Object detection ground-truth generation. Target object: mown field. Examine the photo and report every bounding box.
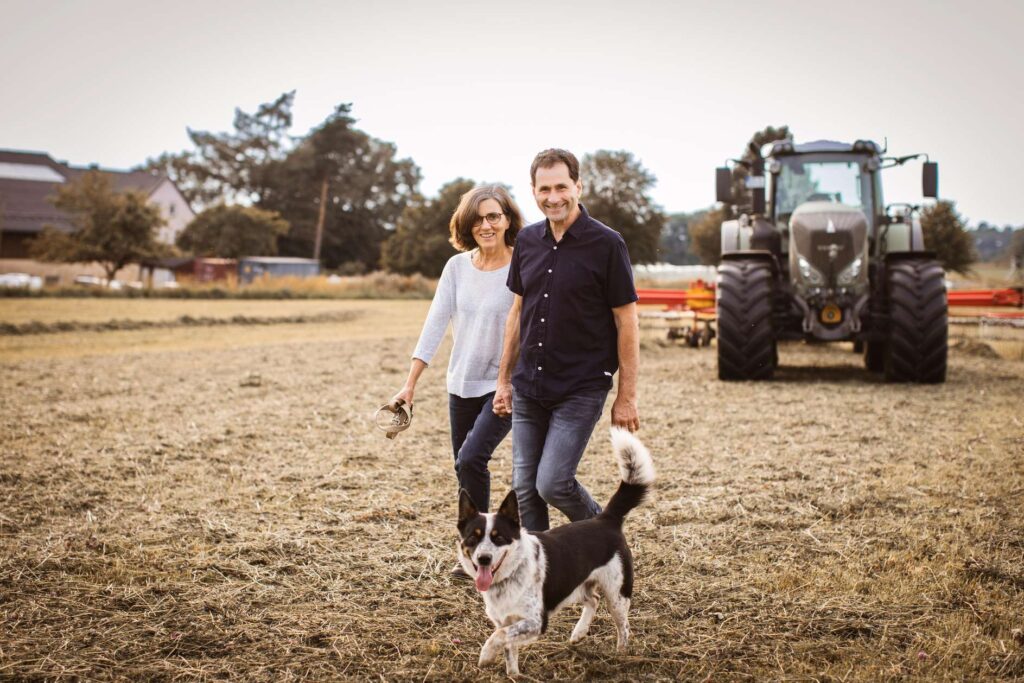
[1,299,1023,681]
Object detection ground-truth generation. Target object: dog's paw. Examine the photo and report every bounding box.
[569,628,588,644]
[478,638,502,666]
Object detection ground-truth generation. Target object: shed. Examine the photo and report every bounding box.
[238,256,320,284]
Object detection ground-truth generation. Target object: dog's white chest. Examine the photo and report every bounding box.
[483,578,543,627]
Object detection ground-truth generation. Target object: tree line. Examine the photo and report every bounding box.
[32,92,671,277]
[145,93,667,275]
[31,93,1007,278]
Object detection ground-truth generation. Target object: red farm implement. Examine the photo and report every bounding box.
[946,288,1023,309]
[638,284,1024,343]
[639,284,1023,314]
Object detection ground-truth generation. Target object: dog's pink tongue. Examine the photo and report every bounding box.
[475,566,493,592]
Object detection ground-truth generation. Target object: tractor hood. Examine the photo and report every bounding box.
[789,202,868,288]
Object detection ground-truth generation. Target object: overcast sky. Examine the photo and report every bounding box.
[2,0,1021,227]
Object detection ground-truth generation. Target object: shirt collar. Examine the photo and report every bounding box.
[543,203,590,241]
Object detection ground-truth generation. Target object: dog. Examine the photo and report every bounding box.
[456,427,655,676]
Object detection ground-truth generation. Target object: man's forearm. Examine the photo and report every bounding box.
[615,306,639,400]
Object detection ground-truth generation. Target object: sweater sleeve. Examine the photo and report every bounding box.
[411,257,457,364]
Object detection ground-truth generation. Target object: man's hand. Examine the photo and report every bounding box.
[492,382,513,417]
[611,301,640,432]
[611,394,639,432]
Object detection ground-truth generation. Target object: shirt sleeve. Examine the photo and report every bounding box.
[605,237,638,308]
[506,242,524,295]
[412,257,457,364]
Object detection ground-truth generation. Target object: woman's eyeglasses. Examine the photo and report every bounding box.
[473,212,505,227]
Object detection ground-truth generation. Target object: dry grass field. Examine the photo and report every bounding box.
[2,299,1023,681]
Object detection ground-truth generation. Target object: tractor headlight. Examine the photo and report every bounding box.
[837,257,863,286]
[798,257,824,285]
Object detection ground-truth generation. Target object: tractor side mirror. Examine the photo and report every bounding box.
[922,162,938,198]
[716,167,732,204]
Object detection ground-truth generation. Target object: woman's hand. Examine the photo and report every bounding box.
[392,385,414,407]
[393,359,427,408]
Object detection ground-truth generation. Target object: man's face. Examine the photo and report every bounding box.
[532,162,582,225]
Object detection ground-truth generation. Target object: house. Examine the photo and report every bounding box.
[0,149,195,260]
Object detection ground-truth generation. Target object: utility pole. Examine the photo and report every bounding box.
[313,176,328,261]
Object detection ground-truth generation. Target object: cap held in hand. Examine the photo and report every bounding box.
[374,398,414,440]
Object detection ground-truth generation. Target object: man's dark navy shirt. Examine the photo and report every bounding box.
[506,204,638,401]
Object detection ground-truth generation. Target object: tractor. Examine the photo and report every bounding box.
[714,139,946,382]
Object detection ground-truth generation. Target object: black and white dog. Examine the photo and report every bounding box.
[456,427,655,676]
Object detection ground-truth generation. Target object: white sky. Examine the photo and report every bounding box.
[2,0,1021,227]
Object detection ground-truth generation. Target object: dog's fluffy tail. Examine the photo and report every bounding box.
[600,428,655,524]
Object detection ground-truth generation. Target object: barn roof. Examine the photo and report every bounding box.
[0,149,171,235]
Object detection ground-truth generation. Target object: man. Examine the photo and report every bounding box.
[492,148,640,532]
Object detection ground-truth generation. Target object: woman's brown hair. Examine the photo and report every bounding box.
[449,184,524,252]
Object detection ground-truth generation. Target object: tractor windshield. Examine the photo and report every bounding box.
[772,154,874,225]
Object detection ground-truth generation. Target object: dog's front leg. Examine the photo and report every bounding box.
[478,629,504,667]
[504,643,519,677]
[502,618,541,675]
[478,618,542,672]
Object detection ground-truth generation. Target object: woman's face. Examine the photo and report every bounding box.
[471,198,509,250]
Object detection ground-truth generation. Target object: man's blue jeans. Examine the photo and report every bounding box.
[511,388,608,531]
[449,392,512,512]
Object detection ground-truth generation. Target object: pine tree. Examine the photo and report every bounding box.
[919,201,975,274]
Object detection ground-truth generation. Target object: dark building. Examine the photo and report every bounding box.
[0,149,194,259]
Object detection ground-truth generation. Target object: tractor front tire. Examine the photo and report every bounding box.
[884,258,947,383]
[717,259,776,380]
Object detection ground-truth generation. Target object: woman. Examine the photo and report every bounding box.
[392,184,523,573]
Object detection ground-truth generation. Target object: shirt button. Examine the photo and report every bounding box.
[544,293,548,298]
[541,318,545,322]
[553,246,558,250]
[538,343,543,347]
[537,366,542,371]
[547,269,552,273]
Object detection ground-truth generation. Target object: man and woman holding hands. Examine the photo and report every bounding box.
[392,148,641,574]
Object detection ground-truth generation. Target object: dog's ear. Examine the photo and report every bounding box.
[496,489,520,528]
[458,489,479,529]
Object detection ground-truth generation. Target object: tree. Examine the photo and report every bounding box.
[659,211,705,265]
[136,92,296,208]
[177,205,289,258]
[380,179,475,277]
[971,222,1018,262]
[690,125,793,266]
[1012,229,1024,271]
[688,207,728,265]
[919,201,975,274]
[30,171,169,281]
[135,151,212,209]
[142,94,421,271]
[263,107,420,270]
[726,125,792,212]
[580,150,663,263]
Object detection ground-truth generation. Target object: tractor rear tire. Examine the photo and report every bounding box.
[717,259,775,380]
[884,258,947,383]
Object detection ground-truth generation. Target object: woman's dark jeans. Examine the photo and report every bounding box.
[449,392,512,512]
